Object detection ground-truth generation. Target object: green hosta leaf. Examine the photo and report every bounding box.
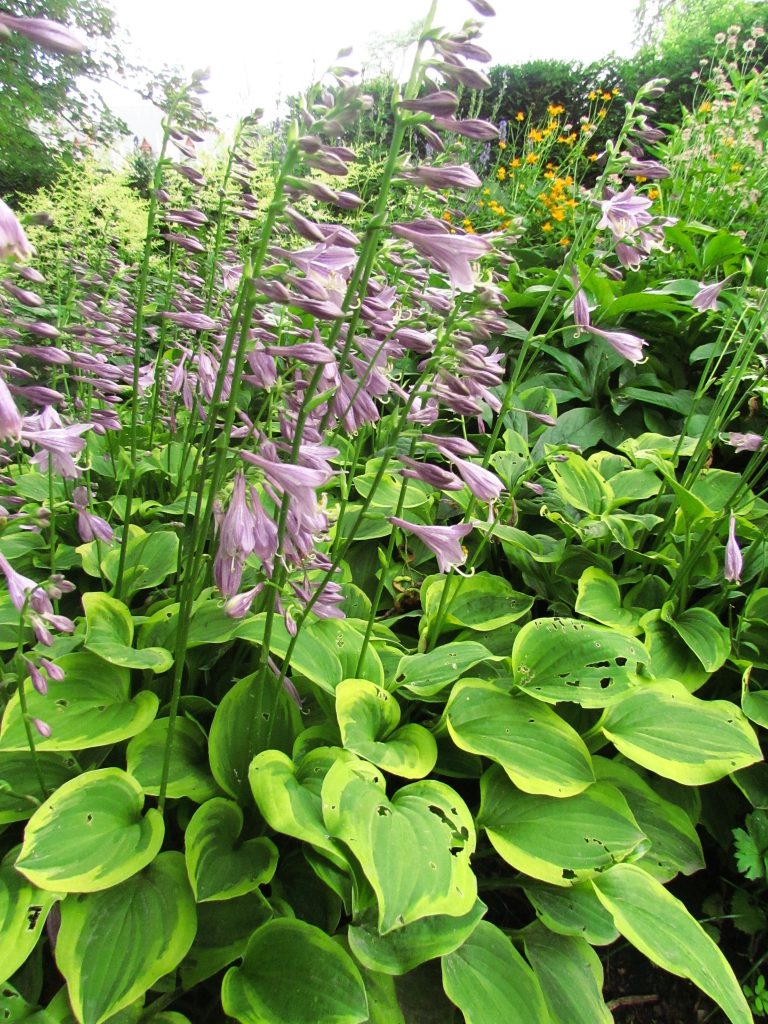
[16,768,163,893]
[512,618,647,707]
[0,752,78,824]
[593,757,704,881]
[56,852,197,1024]
[336,678,437,779]
[180,892,273,989]
[395,641,497,699]
[442,920,550,1024]
[249,748,351,867]
[126,717,218,802]
[592,863,752,1024]
[209,672,301,803]
[236,615,343,694]
[83,593,172,673]
[0,653,158,752]
[358,968,404,1024]
[522,922,612,1024]
[575,568,640,633]
[523,880,618,946]
[600,680,761,784]
[222,919,368,1024]
[0,983,58,1024]
[185,798,277,901]
[550,450,612,515]
[660,605,730,672]
[742,686,768,729]
[312,620,385,688]
[348,900,486,975]
[642,614,708,692]
[86,527,179,601]
[0,862,60,985]
[446,679,594,797]
[422,572,532,634]
[322,759,477,933]
[479,766,647,886]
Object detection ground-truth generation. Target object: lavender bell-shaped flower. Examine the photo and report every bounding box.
[213,472,259,598]
[0,199,33,261]
[586,325,648,365]
[692,277,733,313]
[72,486,114,544]
[390,517,474,573]
[392,219,491,293]
[724,514,743,584]
[0,13,86,54]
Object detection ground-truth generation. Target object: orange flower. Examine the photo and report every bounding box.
[515,111,525,121]
[526,153,537,164]
[542,221,553,232]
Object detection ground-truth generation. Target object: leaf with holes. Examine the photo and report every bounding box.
[600,680,761,785]
[593,757,704,881]
[592,863,752,1024]
[0,861,61,984]
[395,641,498,699]
[322,758,476,933]
[185,798,277,901]
[336,678,437,779]
[442,920,550,1024]
[422,573,532,634]
[56,852,196,1024]
[15,768,164,892]
[222,919,368,1024]
[126,717,218,803]
[479,766,647,886]
[512,618,647,707]
[446,679,594,797]
[0,653,158,752]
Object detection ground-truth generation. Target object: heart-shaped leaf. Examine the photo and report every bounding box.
[0,653,158,752]
[185,798,277,901]
[222,919,368,1024]
[16,768,164,892]
[126,717,218,803]
[336,678,437,779]
[56,852,197,1024]
[322,758,476,932]
[83,592,172,673]
[0,751,78,823]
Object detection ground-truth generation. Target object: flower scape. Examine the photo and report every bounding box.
[0,2,766,1023]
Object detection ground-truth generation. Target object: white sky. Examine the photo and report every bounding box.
[102,0,638,142]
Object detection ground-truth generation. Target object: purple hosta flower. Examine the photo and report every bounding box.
[467,0,496,14]
[524,481,545,496]
[249,487,278,575]
[72,486,113,544]
[290,575,345,621]
[284,206,325,243]
[0,199,33,262]
[434,61,491,91]
[571,270,591,333]
[432,117,499,141]
[27,661,48,696]
[214,472,260,598]
[390,517,474,574]
[616,243,644,272]
[392,219,491,292]
[162,311,218,331]
[161,233,206,254]
[400,163,482,191]
[399,455,463,491]
[0,373,22,442]
[0,553,75,645]
[21,420,92,478]
[240,451,333,492]
[622,158,670,180]
[525,410,557,427]
[2,279,43,307]
[40,657,64,682]
[399,91,459,116]
[286,243,357,279]
[597,185,654,240]
[724,514,743,583]
[726,432,763,453]
[0,13,86,53]
[33,718,52,739]
[692,276,733,313]
[223,583,264,619]
[448,456,503,502]
[434,37,492,63]
[586,325,648,365]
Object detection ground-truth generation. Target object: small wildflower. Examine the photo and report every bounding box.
[724,514,743,583]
